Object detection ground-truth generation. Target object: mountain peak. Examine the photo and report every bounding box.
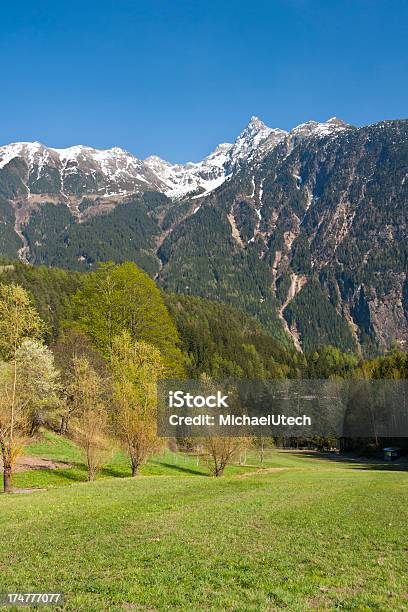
[291,117,351,139]
[326,116,348,127]
[247,115,268,129]
[241,116,272,138]
[228,117,287,168]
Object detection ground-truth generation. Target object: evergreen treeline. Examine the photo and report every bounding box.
[0,260,82,342]
[284,278,357,353]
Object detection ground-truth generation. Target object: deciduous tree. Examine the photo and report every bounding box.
[52,328,108,434]
[111,331,163,476]
[15,339,60,435]
[0,284,45,492]
[72,262,184,376]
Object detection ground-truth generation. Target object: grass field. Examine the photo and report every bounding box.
[1,433,407,611]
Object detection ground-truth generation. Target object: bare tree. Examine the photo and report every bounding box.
[202,436,250,477]
[68,356,110,481]
[52,329,108,434]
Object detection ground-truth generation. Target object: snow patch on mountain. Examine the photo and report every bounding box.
[0,142,47,170]
[0,142,167,197]
[145,116,287,199]
[290,117,349,140]
[145,142,232,199]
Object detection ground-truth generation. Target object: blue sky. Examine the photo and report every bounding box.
[1,0,407,162]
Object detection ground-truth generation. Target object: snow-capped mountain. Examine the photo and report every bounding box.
[0,141,167,203]
[226,116,287,169]
[0,116,351,206]
[289,117,351,141]
[144,116,288,198]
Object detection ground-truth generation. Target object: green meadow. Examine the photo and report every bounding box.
[1,433,407,611]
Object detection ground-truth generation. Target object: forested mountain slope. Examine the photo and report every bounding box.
[0,117,407,354]
[158,119,408,354]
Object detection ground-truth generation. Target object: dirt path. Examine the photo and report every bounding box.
[9,487,47,494]
[0,456,71,473]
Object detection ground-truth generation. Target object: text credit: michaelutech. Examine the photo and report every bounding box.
[157,379,408,438]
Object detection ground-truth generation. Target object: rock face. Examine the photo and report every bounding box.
[0,116,407,354]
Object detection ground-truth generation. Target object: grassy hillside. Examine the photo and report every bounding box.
[1,436,407,610]
[13,432,251,489]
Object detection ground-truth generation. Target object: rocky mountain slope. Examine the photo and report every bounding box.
[0,116,407,354]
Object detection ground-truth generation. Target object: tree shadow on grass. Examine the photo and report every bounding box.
[100,466,131,479]
[148,460,208,476]
[349,462,408,471]
[13,466,87,489]
[288,450,362,463]
[49,465,87,482]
